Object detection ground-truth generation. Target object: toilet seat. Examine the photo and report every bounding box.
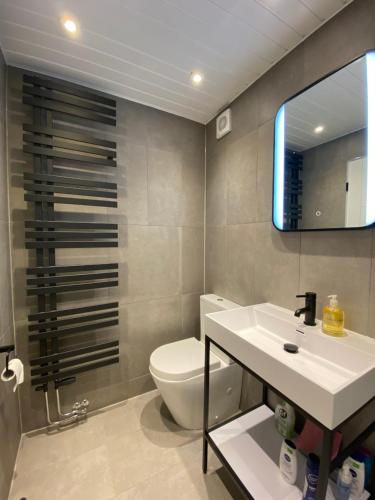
[149,337,221,382]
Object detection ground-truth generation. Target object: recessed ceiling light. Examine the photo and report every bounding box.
[63,18,77,33]
[191,72,203,85]
[314,125,324,134]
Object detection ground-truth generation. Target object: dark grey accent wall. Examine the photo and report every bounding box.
[205,0,375,449]
[301,129,365,229]
[7,67,205,431]
[0,52,21,499]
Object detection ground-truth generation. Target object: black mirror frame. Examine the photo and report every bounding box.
[272,49,375,233]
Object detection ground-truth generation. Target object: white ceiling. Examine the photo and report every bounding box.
[285,54,366,151]
[0,0,352,124]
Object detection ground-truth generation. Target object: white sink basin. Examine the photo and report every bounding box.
[205,303,375,429]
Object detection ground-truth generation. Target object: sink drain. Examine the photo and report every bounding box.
[283,343,299,353]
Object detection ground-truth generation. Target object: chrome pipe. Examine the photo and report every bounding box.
[44,390,83,428]
[55,389,87,418]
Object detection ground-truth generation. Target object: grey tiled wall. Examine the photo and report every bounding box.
[205,0,375,449]
[206,0,375,337]
[0,52,21,499]
[7,67,205,431]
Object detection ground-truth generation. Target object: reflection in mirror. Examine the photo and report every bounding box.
[273,51,375,231]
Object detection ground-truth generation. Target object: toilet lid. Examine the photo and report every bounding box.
[150,337,221,381]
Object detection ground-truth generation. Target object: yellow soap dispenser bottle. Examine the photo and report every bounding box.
[322,294,345,336]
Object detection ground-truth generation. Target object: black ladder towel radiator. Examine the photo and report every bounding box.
[22,73,119,426]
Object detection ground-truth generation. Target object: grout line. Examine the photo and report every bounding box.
[178,225,183,334]
[367,230,374,336]
[145,142,150,225]
[7,431,23,499]
[0,39,8,65]
[4,63,23,433]
[203,126,207,293]
[298,232,302,298]
[3,62,23,499]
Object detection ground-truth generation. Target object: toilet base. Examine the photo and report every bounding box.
[150,362,242,430]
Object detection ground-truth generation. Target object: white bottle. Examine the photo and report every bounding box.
[344,456,365,499]
[336,464,352,500]
[279,439,298,484]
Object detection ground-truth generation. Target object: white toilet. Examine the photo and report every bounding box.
[149,294,243,430]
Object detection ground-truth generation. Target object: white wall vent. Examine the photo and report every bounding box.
[216,108,232,139]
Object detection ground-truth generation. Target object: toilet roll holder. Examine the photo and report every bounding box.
[0,344,15,378]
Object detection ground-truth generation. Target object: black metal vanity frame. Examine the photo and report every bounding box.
[202,335,375,500]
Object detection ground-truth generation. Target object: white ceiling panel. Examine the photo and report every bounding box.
[0,0,351,123]
[257,0,322,35]
[300,0,348,20]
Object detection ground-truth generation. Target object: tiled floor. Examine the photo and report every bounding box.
[9,390,242,500]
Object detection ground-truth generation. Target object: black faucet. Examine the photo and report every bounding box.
[295,292,316,326]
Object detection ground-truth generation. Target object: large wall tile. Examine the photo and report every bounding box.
[253,223,300,310]
[120,296,182,380]
[226,132,258,225]
[115,141,148,225]
[205,226,227,296]
[147,148,183,226]
[181,227,204,294]
[0,64,8,223]
[256,44,305,127]
[119,225,180,303]
[206,153,227,226]
[225,224,255,306]
[148,143,205,228]
[181,293,201,340]
[367,230,375,338]
[256,120,274,222]
[228,85,259,142]
[300,230,372,333]
[115,99,148,147]
[146,106,204,155]
[180,148,205,227]
[0,222,14,335]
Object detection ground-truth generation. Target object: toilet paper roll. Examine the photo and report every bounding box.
[1,358,24,392]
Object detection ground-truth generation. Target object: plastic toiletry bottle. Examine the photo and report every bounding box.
[357,447,374,489]
[303,453,320,500]
[279,439,298,484]
[275,400,295,438]
[344,453,365,499]
[336,463,352,500]
[322,294,345,336]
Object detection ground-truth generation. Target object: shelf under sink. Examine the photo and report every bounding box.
[208,405,370,500]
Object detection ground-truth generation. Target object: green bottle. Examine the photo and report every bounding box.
[275,401,295,438]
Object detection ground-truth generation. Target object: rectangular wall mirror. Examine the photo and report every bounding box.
[273,50,375,231]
